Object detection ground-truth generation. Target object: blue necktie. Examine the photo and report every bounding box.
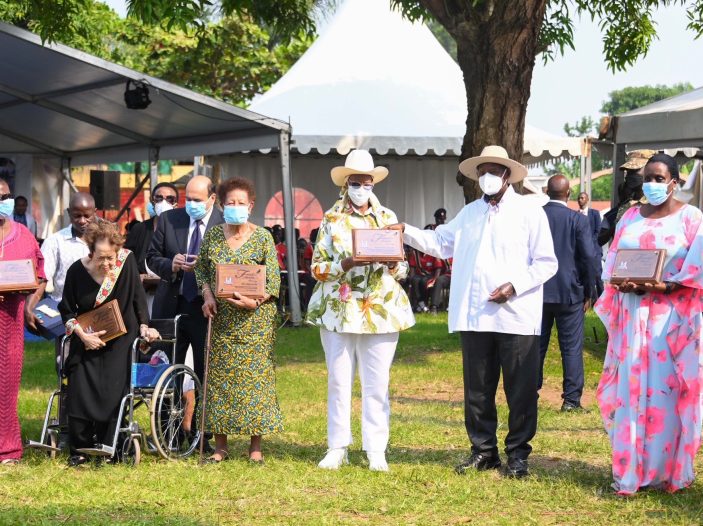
[182,220,202,302]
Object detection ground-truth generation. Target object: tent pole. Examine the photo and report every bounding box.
[279,130,302,326]
[585,139,593,200]
[612,143,626,208]
[149,147,159,191]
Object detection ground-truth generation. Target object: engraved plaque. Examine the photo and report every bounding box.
[76,299,127,343]
[215,264,266,299]
[352,229,404,263]
[0,259,39,293]
[610,249,667,285]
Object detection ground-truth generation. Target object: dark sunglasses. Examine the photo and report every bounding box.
[153,195,177,204]
[348,182,374,190]
[0,193,13,201]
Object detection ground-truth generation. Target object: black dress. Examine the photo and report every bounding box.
[59,252,148,430]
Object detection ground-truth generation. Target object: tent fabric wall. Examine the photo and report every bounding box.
[214,153,465,230]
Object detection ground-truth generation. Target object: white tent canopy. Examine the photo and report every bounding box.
[249,0,582,162]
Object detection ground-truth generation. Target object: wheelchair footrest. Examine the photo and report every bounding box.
[26,440,61,452]
[76,445,115,457]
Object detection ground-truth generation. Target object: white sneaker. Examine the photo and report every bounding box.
[367,451,389,472]
[318,448,348,470]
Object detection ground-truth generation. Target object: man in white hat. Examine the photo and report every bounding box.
[307,149,415,472]
[392,145,557,478]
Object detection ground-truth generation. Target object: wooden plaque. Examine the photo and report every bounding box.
[76,299,127,343]
[610,249,667,285]
[352,229,404,263]
[215,264,266,299]
[0,259,39,293]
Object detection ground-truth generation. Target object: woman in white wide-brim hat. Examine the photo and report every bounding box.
[306,149,415,472]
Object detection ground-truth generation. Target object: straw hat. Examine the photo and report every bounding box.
[619,149,657,170]
[330,149,389,187]
[458,145,528,184]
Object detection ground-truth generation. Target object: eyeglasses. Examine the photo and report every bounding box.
[153,195,177,204]
[0,193,13,201]
[348,182,374,190]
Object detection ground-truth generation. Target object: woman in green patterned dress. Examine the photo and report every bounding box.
[195,177,282,463]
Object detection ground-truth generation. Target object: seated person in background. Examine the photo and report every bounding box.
[408,243,435,313]
[426,257,451,314]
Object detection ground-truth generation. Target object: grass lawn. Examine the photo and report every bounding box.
[1,312,702,525]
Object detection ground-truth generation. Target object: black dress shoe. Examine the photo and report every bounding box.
[455,453,501,474]
[561,401,589,413]
[505,458,529,479]
[67,455,89,468]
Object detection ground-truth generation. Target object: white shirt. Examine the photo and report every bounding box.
[403,186,557,335]
[549,200,568,207]
[179,205,213,295]
[41,226,89,301]
[579,206,589,215]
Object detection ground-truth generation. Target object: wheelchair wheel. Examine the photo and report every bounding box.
[150,364,202,461]
[121,436,141,467]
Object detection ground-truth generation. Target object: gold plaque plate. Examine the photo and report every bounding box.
[76,299,127,343]
[610,249,666,285]
[352,229,404,263]
[215,264,266,299]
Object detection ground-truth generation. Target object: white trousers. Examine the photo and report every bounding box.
[320,329,399,452]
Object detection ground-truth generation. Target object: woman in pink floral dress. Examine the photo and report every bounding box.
[596,153,703,495]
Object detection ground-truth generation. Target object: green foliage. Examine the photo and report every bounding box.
[600,82,694,114]
[563,116,598,137]
[591,173,613,201]
[0,0,312,105]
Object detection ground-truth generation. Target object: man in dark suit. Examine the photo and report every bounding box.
[540,176,595,412]
[146,175,223,383]
[125,182,179,275]
[577,191,603,297]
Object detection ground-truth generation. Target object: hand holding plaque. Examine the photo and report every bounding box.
[0,259,39,293]
[610,249,666,285]
[76,299,127,344]
[352,229,404,263]
[215,264,266,299]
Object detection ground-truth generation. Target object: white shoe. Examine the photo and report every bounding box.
[367,451,389,472]
[318,448,348,470]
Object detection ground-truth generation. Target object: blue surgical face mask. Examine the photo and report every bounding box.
[642,181,672,206]
[0,198,14,219]
[224,205,250,225]
[185,200,208,221]
[146,202,156,217]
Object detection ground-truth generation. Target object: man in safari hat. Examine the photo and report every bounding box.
[393,145,557,478]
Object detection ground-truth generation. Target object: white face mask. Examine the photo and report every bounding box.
[154,201,174,216]
[348,186,373,207]
[478,171,506,196]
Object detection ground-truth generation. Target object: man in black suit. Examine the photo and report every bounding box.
[577,191,603,297]
[146,175,224,383]
[539,176,595,412]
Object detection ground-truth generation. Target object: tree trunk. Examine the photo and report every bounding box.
[421,0,548,203]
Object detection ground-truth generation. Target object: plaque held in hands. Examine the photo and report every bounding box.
[352,229,404,263]
[0,259,39,293]
[215,264,266,299]
[610,249,667,285]
[76,299,127,343]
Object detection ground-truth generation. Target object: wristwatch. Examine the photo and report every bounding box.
[664,282,673,294]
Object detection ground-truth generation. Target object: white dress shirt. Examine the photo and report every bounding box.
[41,226,89,301]
[403,186,558,335]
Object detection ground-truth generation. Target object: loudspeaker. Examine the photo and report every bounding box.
[90,170,121,210]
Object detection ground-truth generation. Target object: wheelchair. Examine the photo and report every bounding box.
[28,315,203,466]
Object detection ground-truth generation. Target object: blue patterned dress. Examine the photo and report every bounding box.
[596,204,703,494]
[195,225,283,435]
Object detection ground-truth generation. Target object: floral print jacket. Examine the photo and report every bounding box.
[305,193,415,334]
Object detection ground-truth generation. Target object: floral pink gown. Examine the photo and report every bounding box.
[596,204,703,495]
